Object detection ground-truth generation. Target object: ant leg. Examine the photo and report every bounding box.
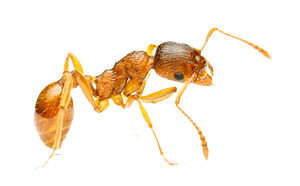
[123,86,177,108]
[73,71,109,113]
[114,59,153,135]
[175,73,209,160]
[136,72,151,96]
[126,108,140,138]
[140,87,177,104]
[123,87,177,165]
[110,92,137,136]
[123,92,177,166]
[199,28,271,59]
[36,72,74,169]
[67,53,108,113]
[45,153,67,157]
[146,44,158,56]
[123,57,153,97]
[65,53,95,108]
[124,86,175,139]
[67,52,84,73]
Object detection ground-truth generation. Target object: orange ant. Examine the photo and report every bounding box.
[34,28,271,168]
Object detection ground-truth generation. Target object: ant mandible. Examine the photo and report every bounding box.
[34,28,271,168]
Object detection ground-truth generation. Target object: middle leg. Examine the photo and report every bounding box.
[122,87,177,165]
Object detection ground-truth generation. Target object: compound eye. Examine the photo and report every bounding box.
[174,72,184,81]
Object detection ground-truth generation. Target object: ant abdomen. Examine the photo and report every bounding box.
[35,81,74,149]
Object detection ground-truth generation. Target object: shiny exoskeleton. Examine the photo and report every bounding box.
[34,28,271,168]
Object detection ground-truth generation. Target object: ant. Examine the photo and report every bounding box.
[34,28,271,168]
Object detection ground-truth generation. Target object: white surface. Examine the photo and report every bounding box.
[0,0,299,185]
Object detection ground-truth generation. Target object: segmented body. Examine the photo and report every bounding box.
[34,28,271,167]
[34,82,74,148]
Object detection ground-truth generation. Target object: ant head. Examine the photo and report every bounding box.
[153,42,213,86]
[193,57,214,86]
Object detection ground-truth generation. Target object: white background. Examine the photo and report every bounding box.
[1,0,299,185]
